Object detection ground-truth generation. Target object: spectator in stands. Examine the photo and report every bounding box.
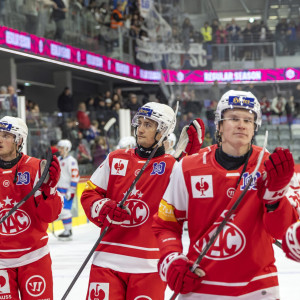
[223,82,232,93]
[286,95,296,126]
[275,18,288,55]
[209,80,221,102]
[202,131,213,148]
[200,21,213,62]
[215,24,228,61]
[227,18,241,60]
[286,20,297,55]
[242,22,253,60]
[23,0,39,35]
[76,102,91,132]
[7,85,17,111]
[61,118,79,151]
[272,94,287,117]
[292,83,300,115]
[85,96,96,120]
[126,93,140,114]
[57,87,75,122]
[91,135,108,169]
[129,12,142,38]
[251,19,261,60]
[37,0,58,36]
[205,99,217,144]
[76,131,93,164]
[260,95,272,124]
[181,17,194,52]
[110,2,125,29]
[51,0,67,41]
[114,87,124,107]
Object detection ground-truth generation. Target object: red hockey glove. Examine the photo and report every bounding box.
[91,198,131,228]
[40,156,61,197]
[158,252,205,294]
[282,222,300,262]
[257,148,294,205]
[174,118,205,160]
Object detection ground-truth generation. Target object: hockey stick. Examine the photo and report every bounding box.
[0,147,53,225]
[170,131,268,300]
[61,103,179,300]
[104,117,117,153]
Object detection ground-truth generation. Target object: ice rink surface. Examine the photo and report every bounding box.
[50,223,300,300]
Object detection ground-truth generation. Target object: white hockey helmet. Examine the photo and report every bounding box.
[57,139,72,152]
[0,116,28,151]
[167,133,177,147]
[215,90,262,131]
[117,136,136,149]
[131,102,176,136]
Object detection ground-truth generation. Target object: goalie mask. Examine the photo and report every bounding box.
[131,102,176,137]
[0,116,28,152]
[215,90,262,131]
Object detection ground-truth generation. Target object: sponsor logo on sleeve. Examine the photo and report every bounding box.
[111,158,128,176]
[191,175,213,198]
[157,199,177,222]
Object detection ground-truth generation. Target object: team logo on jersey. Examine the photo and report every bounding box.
[3,180,10,188]
[122,199,150,227]
[88,282,109,300]
[150,162,166,175]
[134,169,141,176]
[0,270,10,294]
[25,275,46,297]
[111,158,128,176]
[191,175,213,198]
[240,172,261,191]
[16,172,30,185]
[0,206,31,236]
[194,221,246,260]
[120,187,149,227]
[227,187,235,198]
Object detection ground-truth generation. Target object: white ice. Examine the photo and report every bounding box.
[50,223,300,299]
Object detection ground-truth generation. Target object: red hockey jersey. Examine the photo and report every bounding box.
[0,154,63,268]
[81,148,176,273]
[153,144,299,298]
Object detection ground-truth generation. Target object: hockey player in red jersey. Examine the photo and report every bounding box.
[153,90,299,299]
[0,116,63,300]
[81,102,204,300]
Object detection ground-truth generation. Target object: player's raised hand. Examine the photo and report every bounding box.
[174,118,205,160]
[257,147,294,204]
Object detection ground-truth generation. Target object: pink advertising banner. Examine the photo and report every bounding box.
[0,26,300,84]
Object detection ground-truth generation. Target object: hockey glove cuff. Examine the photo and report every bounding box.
[158,252,205,294]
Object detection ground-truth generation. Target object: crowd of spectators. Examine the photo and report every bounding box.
[1,80,300,171]
[3,1,300,66]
